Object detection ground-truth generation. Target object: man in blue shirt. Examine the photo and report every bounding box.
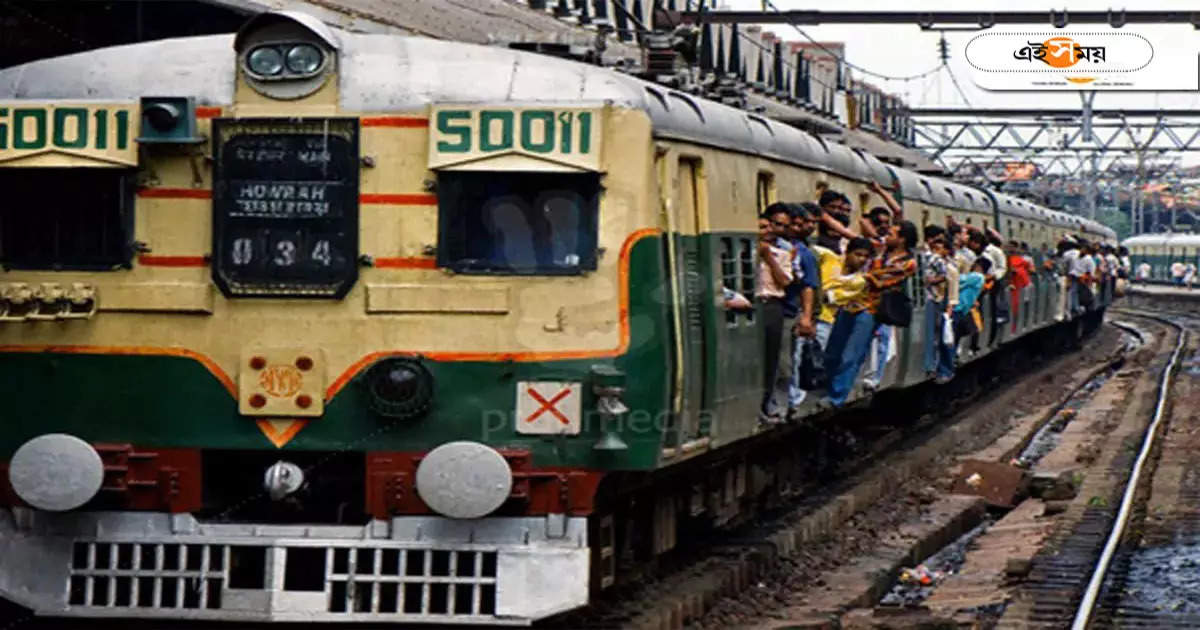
[784,203,821,419]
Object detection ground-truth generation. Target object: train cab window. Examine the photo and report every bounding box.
[0,168,133,270]
[436,171,600,274]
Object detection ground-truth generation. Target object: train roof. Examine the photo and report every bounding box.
[1124,233,1200,248]
[0,28,889,184]
[0,10,1121,242]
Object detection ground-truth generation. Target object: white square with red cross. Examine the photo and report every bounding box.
[515,381,582,435]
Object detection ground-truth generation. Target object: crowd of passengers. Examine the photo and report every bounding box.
[727,184,1132,424]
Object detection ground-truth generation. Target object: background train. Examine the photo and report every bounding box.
[0,10,1115,625]
[1123,233,1200,282]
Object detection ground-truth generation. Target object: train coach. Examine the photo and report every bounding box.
[0,11,1115,625]
[1124,232,1200,282]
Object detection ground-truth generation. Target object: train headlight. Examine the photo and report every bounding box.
[363,358,434,420]
[8,434,103,511]
[247,46,284,76]
[416,442,513,519]
[285,44,324,74]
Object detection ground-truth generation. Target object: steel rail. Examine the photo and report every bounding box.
[1071,311,1188,630]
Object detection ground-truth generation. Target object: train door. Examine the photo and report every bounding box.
[663,156,710,447]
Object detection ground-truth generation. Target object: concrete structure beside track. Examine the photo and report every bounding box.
[1122,285,1200,313]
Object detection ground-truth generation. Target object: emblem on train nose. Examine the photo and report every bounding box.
[258,365,303,397]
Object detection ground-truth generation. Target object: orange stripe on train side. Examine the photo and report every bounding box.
[360,116,429,128]
[138,255,208,267]
[2,229,663,404]
[360,193,438,205]
[137,188,213,199]
[195,107,223,119]
[0,344,237,398]
[375,257,437,269]
[323,227,662,399]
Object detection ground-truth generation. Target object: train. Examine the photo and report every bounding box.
[0,10,1116,625]
[1123,233,1200,282]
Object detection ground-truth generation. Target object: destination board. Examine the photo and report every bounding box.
[212,118,359,299]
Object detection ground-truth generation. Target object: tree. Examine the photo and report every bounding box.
[1097,208,1132,241]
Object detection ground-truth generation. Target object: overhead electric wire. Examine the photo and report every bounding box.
[759,0,944,82]
[942,59,975,109]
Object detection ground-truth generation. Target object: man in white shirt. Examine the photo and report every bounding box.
[1060,240,1079,314]
[1103,246,1120,301]
[1172,261,1187,285]
[1137,261,1151,284]
[1069,242,1097,313]
[756,206,795,424]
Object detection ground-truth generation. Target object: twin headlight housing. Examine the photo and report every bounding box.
[244,43,326,79]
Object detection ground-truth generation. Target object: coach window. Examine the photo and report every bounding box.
[436,171,600,274]
[756,172,775,214]
[0,168,133,270]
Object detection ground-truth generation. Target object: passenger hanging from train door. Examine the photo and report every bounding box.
[930,234,959,382]
[921,227,957,383]
[1059,238,1080,318]
[944,219,976,275]
[920,224,946,377]
[756,205,796,425]
[964,231,1003,346]
[811,197,853,352]
[1047,239,1068,321]
[862,221,918,392]
[817,189,860,244]
[820,237,876,408]
[1071,240,1096,314]
[785,203,821,419]
[1119,246,1132,283]
[857,181,904,251]
[982,229,1010,346]
[1106,246,1123,298]
[1006,240,1032,333]
[1022,242,1038,328]
[955,256,990,356]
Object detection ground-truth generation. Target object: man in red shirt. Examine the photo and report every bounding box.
[1006,240,1032,333]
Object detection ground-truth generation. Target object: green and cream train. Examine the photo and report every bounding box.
[1124,232,1200,282]
[0,11,1115,625]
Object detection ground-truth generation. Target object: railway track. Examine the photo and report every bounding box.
[996,309,1194,630]
[0,320,1142,630]
[547,322,1139,630]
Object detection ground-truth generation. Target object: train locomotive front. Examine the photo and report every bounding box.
[0,12,674,624]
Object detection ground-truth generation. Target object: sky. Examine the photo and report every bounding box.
[723,0,1200,111]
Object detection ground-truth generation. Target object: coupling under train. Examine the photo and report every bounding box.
[0,11,1115,625]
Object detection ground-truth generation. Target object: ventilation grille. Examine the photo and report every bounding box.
[327,548,498,615]
[69,542,226,609]
[65,541,499,619]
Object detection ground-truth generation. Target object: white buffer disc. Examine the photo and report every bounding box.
[9,433,104,512]
[416,441,513,519]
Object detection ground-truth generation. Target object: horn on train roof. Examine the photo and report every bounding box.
[233,10,341,52]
